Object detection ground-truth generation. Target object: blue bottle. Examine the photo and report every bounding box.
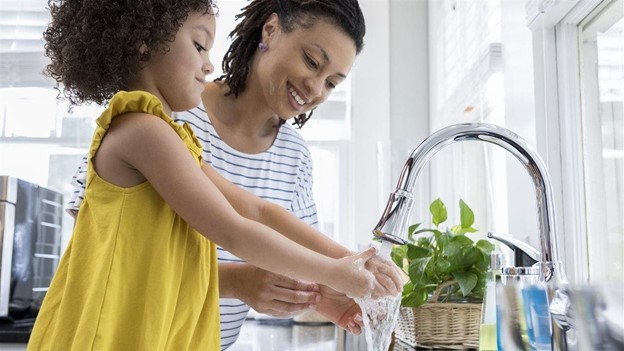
[522,284,552,351]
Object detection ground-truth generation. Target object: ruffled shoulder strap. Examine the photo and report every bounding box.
[85,91,204,187]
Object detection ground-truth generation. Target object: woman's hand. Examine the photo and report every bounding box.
[313,285,364,334]
[220,263,320,317]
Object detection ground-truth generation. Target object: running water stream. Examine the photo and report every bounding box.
[355,241,402,351]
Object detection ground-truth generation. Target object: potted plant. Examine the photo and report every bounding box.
[391,198,494,349]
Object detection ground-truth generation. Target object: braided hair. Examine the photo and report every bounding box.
[217,0,365,128]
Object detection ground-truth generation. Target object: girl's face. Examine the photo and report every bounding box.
[136,12,216,113]
[254,15,357,120]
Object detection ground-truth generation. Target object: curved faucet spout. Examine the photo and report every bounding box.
[373,123,565,283]
[373,122,573,350]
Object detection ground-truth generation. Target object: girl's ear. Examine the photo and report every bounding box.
[261,13,280,44]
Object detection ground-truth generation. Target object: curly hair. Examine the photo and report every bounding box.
[216,0,366,128]
[43,0,217,106]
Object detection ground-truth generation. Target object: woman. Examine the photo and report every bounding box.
[184,0,368,347]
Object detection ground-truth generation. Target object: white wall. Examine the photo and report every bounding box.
[350,0,391,248]
[500,0,540,250]
[350,0,430,248]
[389,0,431,223]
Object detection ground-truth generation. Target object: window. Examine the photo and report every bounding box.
[578,1,623,281]
[529,0,623,282]
[0,0,97,249]
[298,84,353,243]
[427,0,539,249]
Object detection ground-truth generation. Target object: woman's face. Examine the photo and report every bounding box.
[254,15,357,120]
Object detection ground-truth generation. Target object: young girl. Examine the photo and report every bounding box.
[28,1,402,350]
[67,0,372,347]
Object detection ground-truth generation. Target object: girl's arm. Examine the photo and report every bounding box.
[202,150,403,294]
[202,163,351,259]
[95,113,401,298]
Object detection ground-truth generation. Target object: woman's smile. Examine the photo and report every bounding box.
[287,83,307,111]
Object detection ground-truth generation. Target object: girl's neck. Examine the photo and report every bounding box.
[125,84,173,116]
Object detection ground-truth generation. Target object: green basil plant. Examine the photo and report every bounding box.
[390,198,495,308]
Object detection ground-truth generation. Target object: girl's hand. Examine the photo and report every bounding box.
[364,254,406,298]
[331,247,403,299]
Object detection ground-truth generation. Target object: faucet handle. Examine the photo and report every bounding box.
[487,232,541,267]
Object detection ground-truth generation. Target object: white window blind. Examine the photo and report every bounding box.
[427,0,506,237]
[0,0,53,88]
[427,0,541,251]
[429,0,502,126]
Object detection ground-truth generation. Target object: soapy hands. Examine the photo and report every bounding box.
[331,247,404,300]
[227,264,365,335]
[313,264,404,336]
[224,246,404,320]
[224,248,404,335]
[364,252,407,297]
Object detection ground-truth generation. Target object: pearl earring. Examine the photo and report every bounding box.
[258,42,269,52]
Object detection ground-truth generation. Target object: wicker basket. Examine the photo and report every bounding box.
[394,281,482,350]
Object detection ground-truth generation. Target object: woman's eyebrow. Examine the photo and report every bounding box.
[312,44,329,62]
[312,44,346,78]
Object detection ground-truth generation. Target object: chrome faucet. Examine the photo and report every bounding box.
[373,122,572,350]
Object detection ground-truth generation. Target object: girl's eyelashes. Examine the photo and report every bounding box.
[194,41,207,52]
[326,81,336,90]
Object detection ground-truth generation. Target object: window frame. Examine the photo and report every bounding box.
[527,0,621,282]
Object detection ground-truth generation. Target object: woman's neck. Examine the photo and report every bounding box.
[202,81,282,154]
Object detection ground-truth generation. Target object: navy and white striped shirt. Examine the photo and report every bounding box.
[66,103,318,350]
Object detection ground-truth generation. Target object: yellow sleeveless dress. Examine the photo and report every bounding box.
[28,91,220,350]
